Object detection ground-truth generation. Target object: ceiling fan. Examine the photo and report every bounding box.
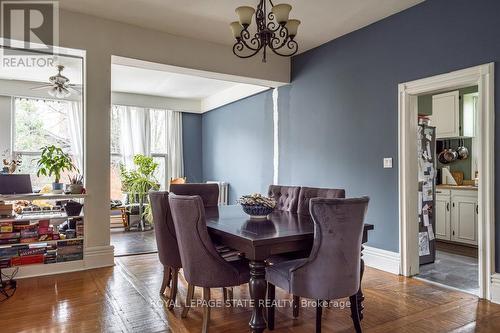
[31,65,81,99]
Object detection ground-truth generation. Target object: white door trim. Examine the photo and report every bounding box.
[398,63,495,301]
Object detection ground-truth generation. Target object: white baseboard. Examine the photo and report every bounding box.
[363,246,401,275]
[490,273,500,304]
[84,245,115,269]
[2,245,115,279]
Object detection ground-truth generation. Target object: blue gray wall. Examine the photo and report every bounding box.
[182,113,202,183]
[201,0,500,268]
[202,91,273,204]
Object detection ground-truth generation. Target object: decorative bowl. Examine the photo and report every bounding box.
[241,204,274,220]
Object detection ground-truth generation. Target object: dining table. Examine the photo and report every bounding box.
[205,205,374,333]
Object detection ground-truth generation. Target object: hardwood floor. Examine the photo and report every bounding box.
[2,253,500,333]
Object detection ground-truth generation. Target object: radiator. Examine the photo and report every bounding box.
[206,181,229,205]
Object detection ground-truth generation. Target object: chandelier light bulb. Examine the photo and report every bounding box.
[285,19,301,37]
[230,21,244,39]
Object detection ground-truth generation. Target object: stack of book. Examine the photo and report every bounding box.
[44,244,57,264]
[0,231,20,245]
[0,247,19,268]
[0,203,13,217]
[19,224,38,243]
[12,244,45,266]
[75,218,84,237]
[57,239,83,262]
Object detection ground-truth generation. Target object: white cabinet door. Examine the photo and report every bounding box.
[451,195,478,245]
[431,91,460,138]
[435,194,451,240]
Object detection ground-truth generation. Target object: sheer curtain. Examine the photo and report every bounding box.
[118,106,151,168]
[68,101,83,172]
[166,110,184,181]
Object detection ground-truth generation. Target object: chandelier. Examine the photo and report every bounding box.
[230,1,301,63]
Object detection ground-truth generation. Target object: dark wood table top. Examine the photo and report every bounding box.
[206,205,374,260]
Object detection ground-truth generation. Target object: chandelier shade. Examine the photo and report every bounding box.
[230,0,301,62]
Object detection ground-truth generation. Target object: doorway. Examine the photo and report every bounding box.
[398,64,495,300]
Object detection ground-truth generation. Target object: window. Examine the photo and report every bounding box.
[110,105,169,200]
[12,97,82,190]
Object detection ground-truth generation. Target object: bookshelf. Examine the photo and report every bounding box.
[0,194,86,273]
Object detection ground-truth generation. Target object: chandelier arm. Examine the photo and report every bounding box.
[269,39,298,57]
[238,29,262,51]
[233,41,263,59]
[269,28,290,50]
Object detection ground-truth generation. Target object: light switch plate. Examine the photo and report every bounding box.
[383,158,393,168]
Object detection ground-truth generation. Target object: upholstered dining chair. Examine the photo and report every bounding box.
[170,183,219,207]
[169,194,250,333]
[266,197,369,333]
[297,186,346,216]
[267,185,300,212]
[149,191,182,310]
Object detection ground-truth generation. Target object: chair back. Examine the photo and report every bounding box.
[297,186,345,216]
[268,185,300,212]
[148,191,182,269]
[168,194,242,287]
[290,197,369,300]
[170,183,219,207]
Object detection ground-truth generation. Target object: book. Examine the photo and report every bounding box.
[0,232,20,239]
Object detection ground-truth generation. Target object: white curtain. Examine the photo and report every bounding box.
[166,110,184,181]
[68,101,83,172]
[118,106,151,169]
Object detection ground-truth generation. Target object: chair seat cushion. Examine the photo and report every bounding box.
[265,258,307,293]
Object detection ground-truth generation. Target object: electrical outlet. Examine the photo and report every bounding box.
[383,158,393,168]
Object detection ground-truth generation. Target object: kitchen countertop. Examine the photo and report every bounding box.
[437,184,478,191]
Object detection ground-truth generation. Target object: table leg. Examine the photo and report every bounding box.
[356,245,365,321]
[249,260,267,333]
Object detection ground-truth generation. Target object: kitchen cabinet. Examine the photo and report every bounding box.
[435,188,477,245]
[431,91,460,138]
[435,191,451,240]
[451,191,478,245]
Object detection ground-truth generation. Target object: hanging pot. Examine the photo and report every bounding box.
[444,140,458,163]
[438,140,449,164]
[457,139,469,160]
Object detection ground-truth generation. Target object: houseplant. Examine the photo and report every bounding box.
[119,154,160,227]
[36,145,77,193]
[68,174,84,194]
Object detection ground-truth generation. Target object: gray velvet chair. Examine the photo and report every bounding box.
[170,183,219,207]
[267,185,300,212]
[169,194,250,333]
[149,191,182,309]
[297,186,346,216]
[266,197,369,333]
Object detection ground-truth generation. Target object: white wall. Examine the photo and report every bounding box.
[0,96,11,155]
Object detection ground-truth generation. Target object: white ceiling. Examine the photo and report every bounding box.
[112,64,242,99]
[60,0,424,53]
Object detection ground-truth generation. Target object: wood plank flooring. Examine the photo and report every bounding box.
[1,253,500,333]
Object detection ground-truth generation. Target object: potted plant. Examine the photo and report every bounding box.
[119,154,160,229]
[68,174,84,194]
[36,145,77,193]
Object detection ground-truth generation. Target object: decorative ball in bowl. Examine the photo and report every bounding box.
[238,194,276,220]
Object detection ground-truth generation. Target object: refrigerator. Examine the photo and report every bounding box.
[417,124,436,265]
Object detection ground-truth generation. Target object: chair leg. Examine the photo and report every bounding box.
[349,295,362,333]
[316,300,323,333]
[168,268,179,310]
[202,287,211,333]
[292,295,300,318]
[267,283,276,330]
[181,284,195,318]
[159,266,171,296]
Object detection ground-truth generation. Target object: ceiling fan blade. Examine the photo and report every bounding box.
[31,84,53,91]
[66,86,82,95]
